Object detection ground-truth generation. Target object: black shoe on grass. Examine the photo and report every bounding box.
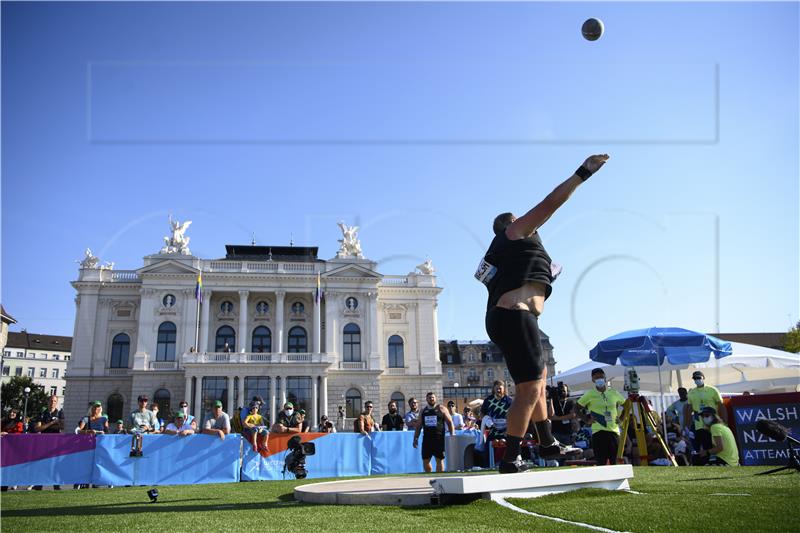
[539,440,582,459]
[498,460,532,474]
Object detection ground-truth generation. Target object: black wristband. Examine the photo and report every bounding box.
[575,165,593,181]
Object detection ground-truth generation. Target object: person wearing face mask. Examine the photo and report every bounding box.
[381,401,404,431]
[270,402,302,434]
[684,370,726,457]
[696,406,739,466]
[577,368,626,466]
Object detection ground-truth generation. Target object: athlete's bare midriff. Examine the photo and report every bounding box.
[495,281,547,316]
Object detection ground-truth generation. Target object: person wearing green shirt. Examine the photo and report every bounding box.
[683,370,726,457]
[577,368,626,466]
[697,406,739,466]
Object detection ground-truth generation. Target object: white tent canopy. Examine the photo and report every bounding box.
[555,341,800,396]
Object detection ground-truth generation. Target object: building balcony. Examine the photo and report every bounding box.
[182,352,328,365]
[149,361,178,371]
[384,367,407,376]
[338,361,368,370]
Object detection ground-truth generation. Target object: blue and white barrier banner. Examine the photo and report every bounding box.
[92,434,241,486]
[370,431,431,475]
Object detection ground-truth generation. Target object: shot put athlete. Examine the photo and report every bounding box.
[476,154,610,473]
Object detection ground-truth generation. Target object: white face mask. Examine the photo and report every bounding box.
[694,378,704,386]
[285,409,294,416]
[703,415,714,425]
[594,378,606,388]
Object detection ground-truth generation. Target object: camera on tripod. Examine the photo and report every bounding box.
[623,368,640,394]
[284,435,316,479]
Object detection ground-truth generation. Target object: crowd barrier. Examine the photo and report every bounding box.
[1,430,477,486]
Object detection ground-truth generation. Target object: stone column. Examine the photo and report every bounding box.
[275,291,285,354]
[194,375,203,421]
[226,376,234,412]
[324,293,337,359]
[199,289,213,353]
[184,375,193,406]
[237,374,245,410]
[238,290,249,352]
[279,375,286,406]
[311,375,319,429]
[321,375,328,417]
[133,288,157,371]
[269,376,276,425]
[368,292,381,370]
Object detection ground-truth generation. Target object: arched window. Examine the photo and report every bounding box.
[342,323,361,362]
[345,388,362,419]
[388,335,404,368]
[390,391,405,416]
[288,326,307,353]
[252,326,271,353]
[215,326,236,352]
[110,333,130,368]
[107,393,124,423]
[153,388,171,419]
[156,322,176,362]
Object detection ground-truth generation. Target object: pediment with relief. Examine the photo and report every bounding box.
[323,264,381,279]
[138,260,198,276]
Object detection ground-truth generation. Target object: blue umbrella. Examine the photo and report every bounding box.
[590,327,733,436]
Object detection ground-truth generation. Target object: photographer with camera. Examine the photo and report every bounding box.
[318,414,336,433]
[548,382,576,445]
[129,395,156,457]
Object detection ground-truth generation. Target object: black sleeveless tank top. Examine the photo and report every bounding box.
[480,230,554,309]
[420,405,444,437]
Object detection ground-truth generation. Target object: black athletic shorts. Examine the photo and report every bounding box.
[421,434,445,460]
[485,306,545,383]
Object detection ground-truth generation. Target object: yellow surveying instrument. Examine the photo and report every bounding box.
[616,393,677,466]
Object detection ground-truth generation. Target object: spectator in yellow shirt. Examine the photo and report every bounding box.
[697,406,739,466]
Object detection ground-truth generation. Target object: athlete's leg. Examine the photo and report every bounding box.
[422,457,432,473]
[435,457,444,472]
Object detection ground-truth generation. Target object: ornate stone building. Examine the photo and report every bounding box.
[64,220,443,430]
[439,335,555,411]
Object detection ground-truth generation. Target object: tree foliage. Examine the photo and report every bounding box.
[784,321,800,353]
[1,376,49,419]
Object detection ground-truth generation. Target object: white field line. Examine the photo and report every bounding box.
[494,497,631,533]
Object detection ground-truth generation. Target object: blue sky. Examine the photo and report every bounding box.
[2,1,798,372]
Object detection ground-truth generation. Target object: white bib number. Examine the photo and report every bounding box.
[424,415,438,427]
[474,258,498,286]
[493,418,507,430]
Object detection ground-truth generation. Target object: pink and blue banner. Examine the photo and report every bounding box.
[0,434,96,486]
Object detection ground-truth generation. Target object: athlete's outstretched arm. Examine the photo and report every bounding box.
[506,154,609,239]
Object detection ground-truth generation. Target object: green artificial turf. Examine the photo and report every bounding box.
[1,467,797,532]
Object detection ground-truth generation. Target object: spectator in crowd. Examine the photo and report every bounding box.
[381,401,405,431]
[242,400,270,455]
[413,392,454,472]
[298,410,311,433]
[164,412,195,436]
[577,368,626,466]
[447,401,465,430]
[129,395,156,457]
[78,401,109,435]
[203,400,231,440]
[549,382,576,445]
[239,396,264,427]
[1,408,24,435]
[404,397,420,430]
[177,400,197,429]
[665,387,688,430]
[671,431,691,466]
[645,428,672,466]
[356,402,379,435]
[684,371,726,457]
[462,405,477,429]
[271,402,302,434]
[34,394,64,434]
[697,406,739,466]
[113,420,128,434]
[319,414,336,433]
[481,381,512,447]
[574,414,594,460]
[150,402,163,433]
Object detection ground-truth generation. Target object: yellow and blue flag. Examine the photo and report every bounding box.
[195,272,203,303]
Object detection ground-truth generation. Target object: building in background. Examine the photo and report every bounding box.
[0,305,17,356]
[440,334,555,411]
[64,219,442,430]
[715,332,789,352]
[2,331,71,407]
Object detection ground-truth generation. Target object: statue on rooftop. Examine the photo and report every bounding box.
[160,215,192,255]
[336,221,363,259]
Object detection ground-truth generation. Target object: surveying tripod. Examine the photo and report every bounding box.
[616,393,677,466]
